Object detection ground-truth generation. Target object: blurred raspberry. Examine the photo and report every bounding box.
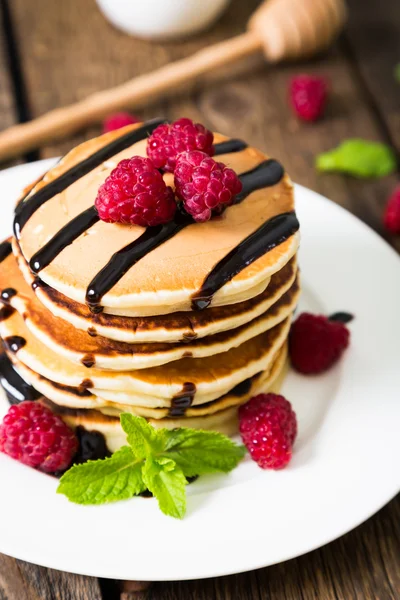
[290,75,328,122]
[0,401,78,473]
[383,185,400,233]
[174,151,242,222]
[289,312,350,374]
[147,118,214,172]
[102,112,139,134]
[95,156,176,227]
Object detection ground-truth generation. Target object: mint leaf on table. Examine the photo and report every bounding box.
[163,428,246,477]
[142,456,187,519]
[57,446,146,505]
[316,139,396,178]
[57,415,245,518]
[395,64,400,82]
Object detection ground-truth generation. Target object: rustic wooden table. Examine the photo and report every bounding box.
[0,0,399,598]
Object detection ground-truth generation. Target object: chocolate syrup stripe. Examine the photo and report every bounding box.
[0,241,12,263]
[29,206,99,273]
[0,353,41,403]
[25,136,249,275]
[213,139,248,155]
[234,160,285,203]
[84,159,286,311]
[86,215,190,310]
[13,118,164,237]
[191,212,300,310]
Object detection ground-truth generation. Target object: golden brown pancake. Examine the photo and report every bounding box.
[1,250,299,370]
[14,241,297,343]
[15,125,299,316]
[0,305,291,402]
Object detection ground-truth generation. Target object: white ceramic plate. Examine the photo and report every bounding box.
[0,160,399,581]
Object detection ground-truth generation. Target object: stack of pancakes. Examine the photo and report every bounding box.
[0,120,300,452]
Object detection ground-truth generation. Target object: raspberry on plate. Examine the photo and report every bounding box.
[174,151,242,222]
[239,393,297,470]
[147,118,214,172]
[95,156,177,227]
[383,185,400,234]
[290,75,328,122]
[289,312,350,374]
[102,112,139,133]
[0,401,78,473]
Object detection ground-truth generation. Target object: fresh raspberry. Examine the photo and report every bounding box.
[174,151,242,222]
[289,312,350,374]
[0,401,78,473]
[383,185,400,234]
[95,156,176,227]
[239,393,297,470]
[102,112,139,134]
[147,118,214,172]
[290,75,328,122]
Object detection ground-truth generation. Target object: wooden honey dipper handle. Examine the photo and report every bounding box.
[0,0,346,162]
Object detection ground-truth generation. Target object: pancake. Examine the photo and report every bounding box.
[11,343,287,420]
[40,349,288,447]
[0,305,291,401]
[14,240,297,343]
[1,250,300,370]
[15,122,299,316]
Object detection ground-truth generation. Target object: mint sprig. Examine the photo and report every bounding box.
[57,415,245,519]
[316,139,396,178]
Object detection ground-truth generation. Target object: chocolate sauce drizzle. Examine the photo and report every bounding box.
[13,122,289,312]
[1,288,17,303]
[4,336,26,353]
[214,139,248,155]
[29,206,99,273]
[192,211,299,310]
[74,426,111,463]
[0,241,12,263]
[169,382,196,417]
[84,158,286,311]
[0,306,15,321]
[13,118,164,237]
[81,353,96,368]
[234,160,285,204]
[329,312,354,324]
[85,214,191,312]
[0,353,41,404]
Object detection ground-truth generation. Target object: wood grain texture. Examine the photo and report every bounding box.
[0,5,16,131]
[0,0,399,598]
[346,0,400,152]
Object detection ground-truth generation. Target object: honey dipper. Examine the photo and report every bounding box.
[0,0,346,161]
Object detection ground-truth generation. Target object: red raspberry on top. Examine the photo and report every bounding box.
[383,185,400,234]
[102,112,139,134]
[289,312,350,374]
[147,118,214,172]
[174,151,242,222]
[0,401,78,473]
[95,156,176,227]
[239,393,297,470]
[290,75,328,122]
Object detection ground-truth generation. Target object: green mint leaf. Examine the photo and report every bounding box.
[395,64,400,83]
[120,414,164,458]
[57,446,145,505]
[142,456,187,519]
[316,139,396,178]
[163,428,246,477]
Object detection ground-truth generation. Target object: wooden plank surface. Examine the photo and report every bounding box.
[0,0,399,598]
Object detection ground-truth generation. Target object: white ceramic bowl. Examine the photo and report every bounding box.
[96,0,232,40]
